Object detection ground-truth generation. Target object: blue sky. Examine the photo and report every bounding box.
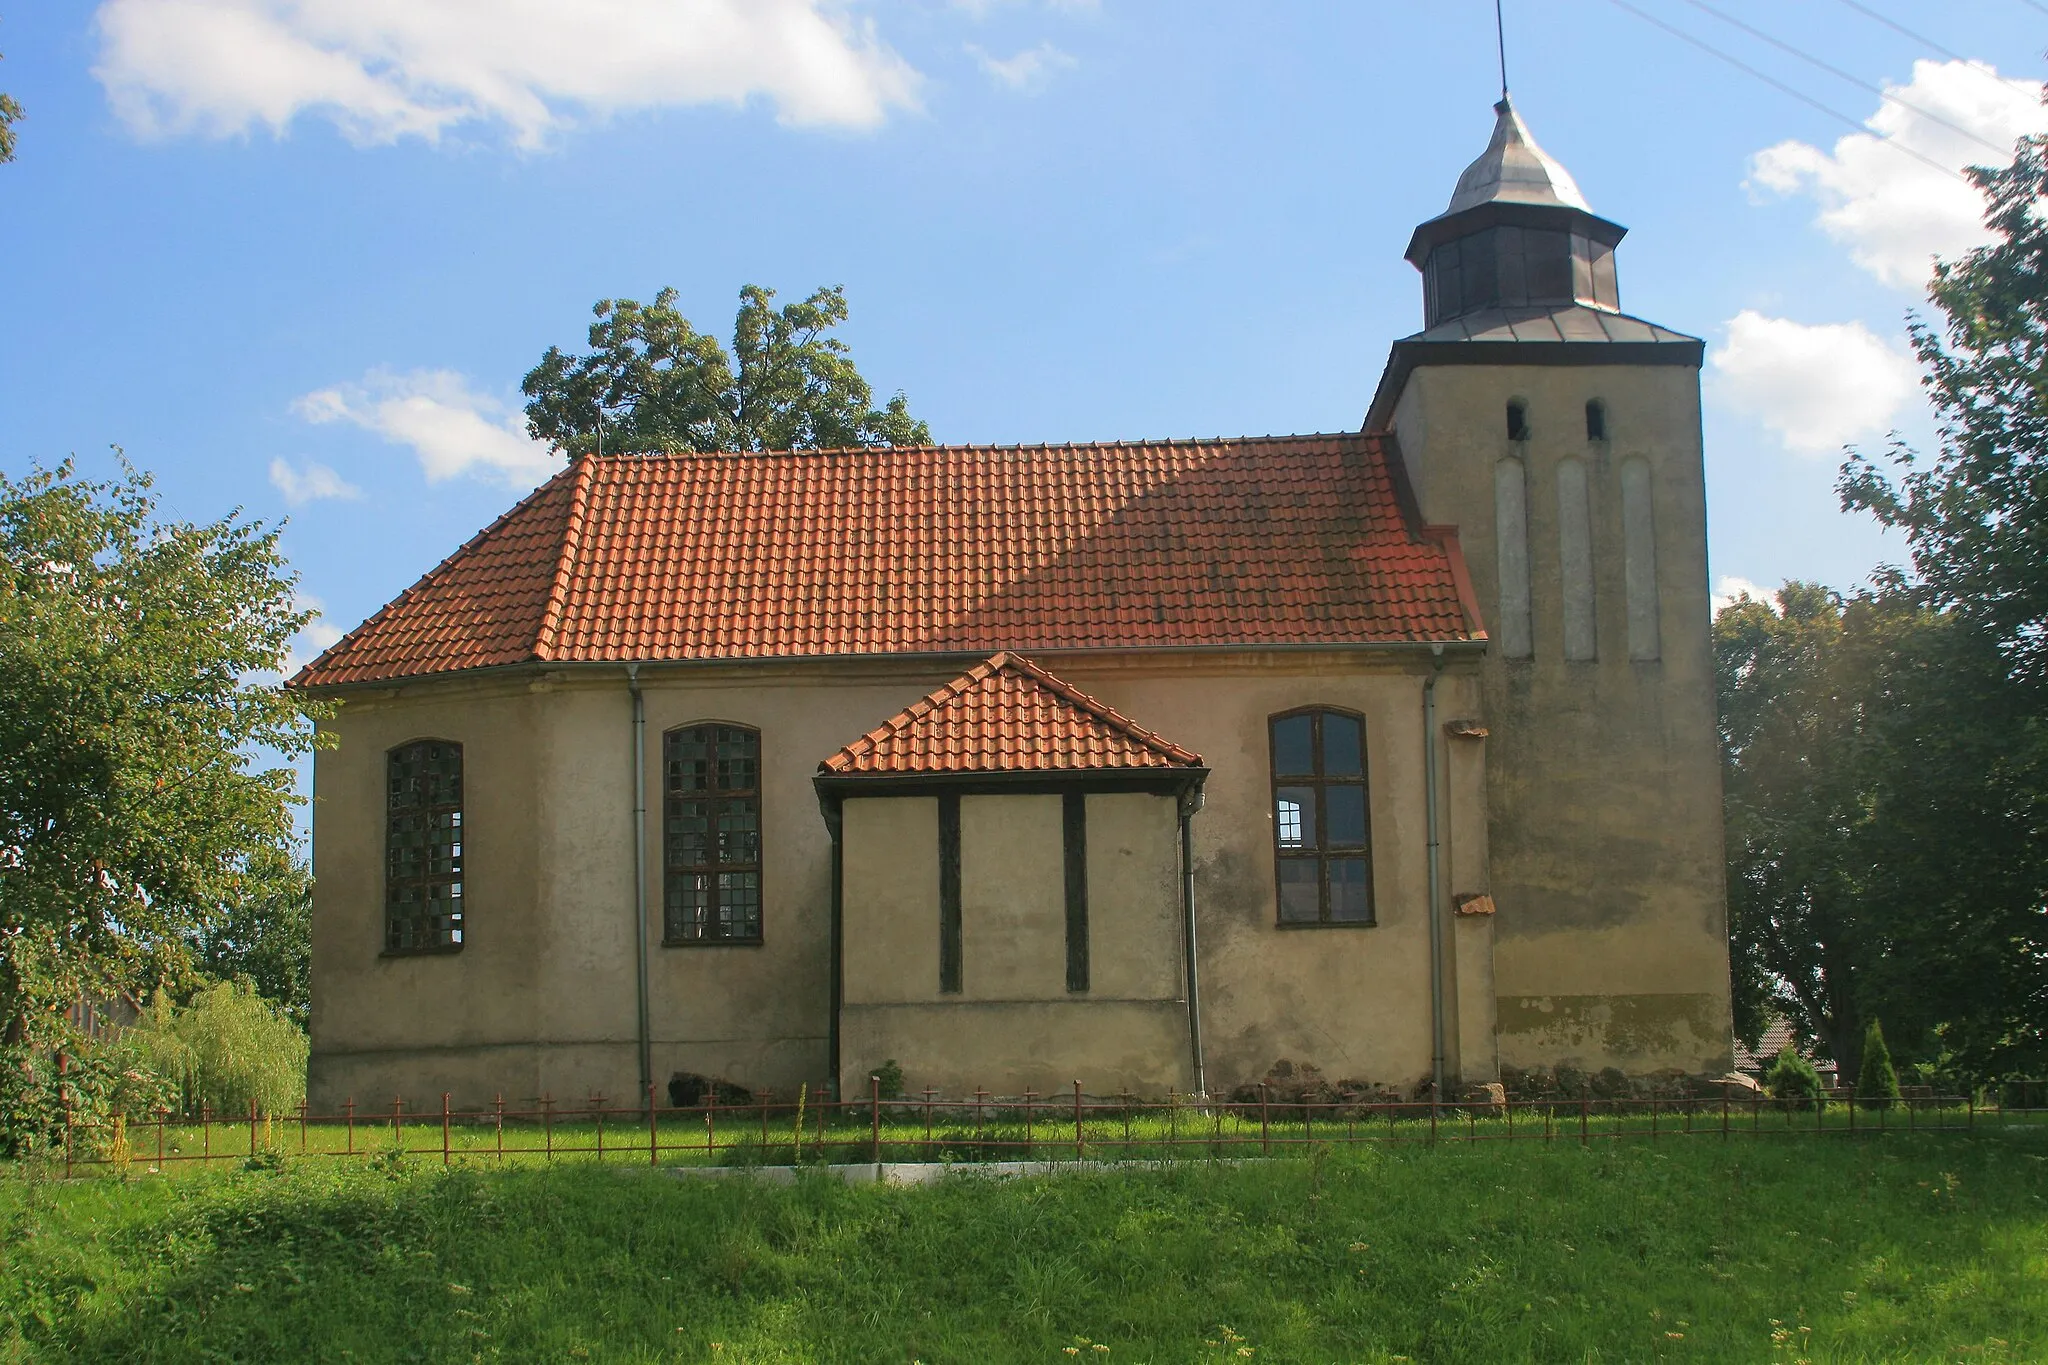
[3,0,2045,671]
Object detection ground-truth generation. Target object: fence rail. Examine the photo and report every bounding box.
[55,1078,2048,1179]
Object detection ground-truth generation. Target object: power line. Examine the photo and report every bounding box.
[1833,0,2013,81]
[1603,0,1966,181]
[2019,0,2048,19]
[1682,0,2012,156]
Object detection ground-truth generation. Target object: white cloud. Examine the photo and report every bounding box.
[1749,59,2046,288]
[268,456,361,506]
[281,593,346,674]
[969,40,1076,93]
[1709,310,1919,455]
[1712,576,1774,616]
[294,369,561,487]
[92,0,922,149]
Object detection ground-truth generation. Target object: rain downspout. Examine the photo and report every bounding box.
[627,664,652,1102]
[1180,783,1207,1098]
[1424,647,1447,1106]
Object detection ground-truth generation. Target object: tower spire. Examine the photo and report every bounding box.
[1495,0,1509,101]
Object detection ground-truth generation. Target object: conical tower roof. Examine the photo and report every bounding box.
[1444,96,1591,214]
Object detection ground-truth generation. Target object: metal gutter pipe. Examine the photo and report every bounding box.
[627,664,652,1102]
[1179,784,1207,1098]
[1423,649,1447,1106]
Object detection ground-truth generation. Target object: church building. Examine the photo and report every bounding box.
[296,99,1733,1108]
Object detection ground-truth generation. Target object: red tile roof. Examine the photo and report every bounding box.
[822,652,1203,775]
[294,434,1483,687]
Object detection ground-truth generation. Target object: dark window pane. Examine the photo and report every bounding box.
[1272,715,1314,776]
[1326,785,1368,848]
[386,740,464,954]
[1526,230,1571,300]
[1462,227,1498,308]
[1329,858,1372,922]
[1496,226,1528,306]
[1276,787,1317,850]
[1278,859,1320,923]
[1321,714,1362,776]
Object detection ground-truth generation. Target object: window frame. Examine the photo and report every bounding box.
[661,722,765,947]
[1268,707,1376,929]
[383,738,465,957]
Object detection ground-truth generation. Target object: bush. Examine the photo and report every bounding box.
[128,983,307,1118]
[1764,1044,1824,1110]
[1857,1019,1901,1109]
[0,1035,176,1158]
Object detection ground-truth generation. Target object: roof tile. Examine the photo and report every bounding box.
[295,433,1478,687]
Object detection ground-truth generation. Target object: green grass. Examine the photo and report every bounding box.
[4,1131,2045,1363]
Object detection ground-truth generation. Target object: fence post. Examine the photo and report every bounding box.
[59,1055,72,1179]
[647,1083,659,1167]
[494,1094,504,1163]
[924,1086,935,1161]
[442,1093,451,1168]
[1579,1096,1589,1147]
[1259,1083,1271,1156]
[299,1100,309,1155]
[156,1106,167,1171]
[1848,1094,1856,1137]
[1074,1080,1085,1162]
[1721,1091,1729,1141]
[544,1093,555,1161]
[345,1097,355,1156]
[202,1101,211,1166]
[1429,1097,1437,1148]
[393,1095,404,1154]
[1968,1091,1976,1132]
[1025,1090,1037,1159]
[250,1097,259,1159]
[870,1073,881,1165]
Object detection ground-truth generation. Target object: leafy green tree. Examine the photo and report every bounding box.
[522,284,931,456]
[188,843,311,1027]
[1840,123,2048,683]
[1856,1019,1900,1107]
[1716,583,2048,1084]
[0,457,330,1054]
[1763,1044,1824,1111]
[0,42,20,164]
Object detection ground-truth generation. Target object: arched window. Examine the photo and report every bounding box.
[1506,400,1530,442]
[386,740,463,954]
[1585,399,1608,442]
[663,724,762,944]
[1269,709,1374,926]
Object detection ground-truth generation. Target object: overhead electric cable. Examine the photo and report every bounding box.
[1681,0,2011,155]
[1833,0,2012,79]
[1603,0,1965,181]
[2019,0,2048,19]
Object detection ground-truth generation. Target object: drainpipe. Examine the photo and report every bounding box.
[627,665,652,1102]
[1179,783,1207,1098]
[1423,647,1447,1107]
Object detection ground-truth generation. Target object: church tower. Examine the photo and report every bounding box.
[1367,98,1733,1077]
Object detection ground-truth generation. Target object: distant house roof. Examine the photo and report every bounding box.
[292,434,1483,689]
[1734,1016,1838,1075]
[821,652,1203,777]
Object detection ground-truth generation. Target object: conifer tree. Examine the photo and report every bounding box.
[1856,1019,1901,1108]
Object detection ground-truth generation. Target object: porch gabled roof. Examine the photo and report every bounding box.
[820,652,1202,776]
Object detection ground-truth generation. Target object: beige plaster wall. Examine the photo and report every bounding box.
[310,651,1495,1109]
[838,789,1191,1097]
[1390,359,1734,1074]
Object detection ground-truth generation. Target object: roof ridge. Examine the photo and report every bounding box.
[289,461,577,687]
[581,431,1375,463]
[533,454,596,662]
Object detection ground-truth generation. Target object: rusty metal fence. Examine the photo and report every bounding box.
[53,1076,2048,1179]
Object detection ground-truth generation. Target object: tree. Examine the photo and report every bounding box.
[1856,1019,1900,1107]
[1716,583,2048,1084]
[522,284,931,457]
[1763,1044,1823,1111]
[188,842,311,1027]
[0,457,330,1052]
[1840,121,2048,683]
[0,42,20,164]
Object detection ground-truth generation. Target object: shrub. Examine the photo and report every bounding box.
[872,1059,904,1101]
[1764,1044,1824,1110]
[128,983,307,1117]
[1857,1019,1901,1109]
[0,1034,176,1157]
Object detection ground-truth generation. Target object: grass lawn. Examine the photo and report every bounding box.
[3,1130,2044,1363]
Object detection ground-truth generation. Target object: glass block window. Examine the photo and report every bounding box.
[1270,710,1374,926]
[386,740,464,954]
[663,724,762,944]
